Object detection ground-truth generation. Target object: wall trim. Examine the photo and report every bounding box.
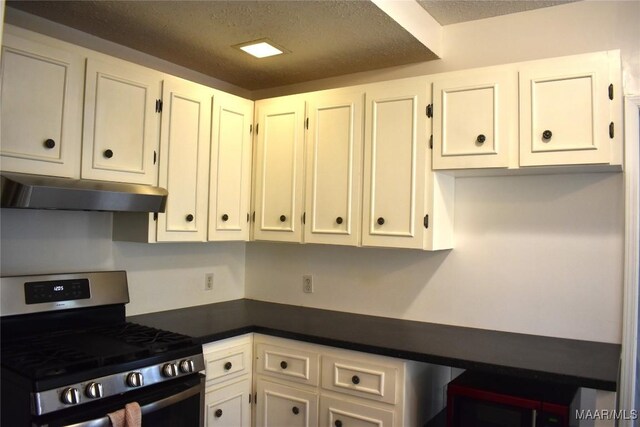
[620,95,640,426]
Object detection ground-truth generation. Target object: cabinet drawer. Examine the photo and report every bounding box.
[320,395,395,427]
[256,343,320,386]
[321,355,398,404]
[204,342,251,386]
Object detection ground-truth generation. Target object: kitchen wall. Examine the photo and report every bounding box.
[1,1,637,343]
[245,0,640,345]
[0,209,245,316]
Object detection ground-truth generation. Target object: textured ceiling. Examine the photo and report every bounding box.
[7,0,438,91]
[417,0,578,25]
[7,0,579,91]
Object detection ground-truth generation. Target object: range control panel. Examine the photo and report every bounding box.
[24,279,91,304]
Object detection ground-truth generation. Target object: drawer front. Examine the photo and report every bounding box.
[320,395,395,427]
[257,343,320,386]
[321,355,398,404]
[204,343,251,385]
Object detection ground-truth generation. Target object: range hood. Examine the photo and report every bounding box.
[0,172,168,213]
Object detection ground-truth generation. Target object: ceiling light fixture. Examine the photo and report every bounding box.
[234,39,289,59]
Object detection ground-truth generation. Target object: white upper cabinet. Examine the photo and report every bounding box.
[304,89,364,246]
[208,92,254,242]
[362,77,453,250]
[82,57,161,184]
[156,77,212,242]
[253,96,306,243]
[0,31,83,178]
[432,68,517,170]
[519,51,620,167]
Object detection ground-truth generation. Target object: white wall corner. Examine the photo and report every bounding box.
[370,0,443,58]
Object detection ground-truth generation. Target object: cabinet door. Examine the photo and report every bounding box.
[255,379,318,427]
[319,395,394,427]
[156,77,211,242]
[362,77,429,249]
[0,32,83,178]
[205,379,251,427]
[208,92,253,241]
[432,68,516,169]
[253,97,306,243]
[82,58,161,184]
[519,51,613,166]
[304,90,364,246]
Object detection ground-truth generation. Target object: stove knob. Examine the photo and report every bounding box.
[60,387,80,405]
[162,363,178,378]
[85,382,103,399]
[126,372,144,388]
[179,359,195,374]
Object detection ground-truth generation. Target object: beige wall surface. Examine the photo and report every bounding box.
[246,173,624,344]
[0,209,246,316]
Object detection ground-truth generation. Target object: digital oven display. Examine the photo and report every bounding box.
[24,279,91,304]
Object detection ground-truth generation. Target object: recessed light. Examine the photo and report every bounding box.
[234,39,289,59]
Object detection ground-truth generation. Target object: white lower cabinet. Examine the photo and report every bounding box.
[205,378,252,427]
[253,334,450,427]
[255,379,319,427]
[203,334,253,427]
[320,395,394,427]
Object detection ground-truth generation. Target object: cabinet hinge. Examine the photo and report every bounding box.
[250,124,253,134]
[429,135,433,149]
[305,117,309,129]
[609,122,615,139]
[153,213,158,221]
[426,104,433,118]
[303,212,306,225]
[155,99,163,113]
[608,84,614,100]
[153,150,157,165]
[424,214,429,229]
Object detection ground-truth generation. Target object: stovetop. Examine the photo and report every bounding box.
[1,322,198,381]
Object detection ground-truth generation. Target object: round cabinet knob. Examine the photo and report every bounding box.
[542,130,553,140]
[336,217,343,225]
[103,149,114,159]
[126,372,144,388]
[179,359,195,374]
[162,363,178,378]
[280,361,288,369]
[224,361,232,371]
[377,217,385,226]
[335,421,343,427]
[215,409,223,418]
[85,382,103,399]
[43,139,56,149]
[221,214,229,222]
[280,215,287,222]
[476,134,486,144]
[292,406,300,415]
[186,214,194,222]
[351,375,360,385]
[60,387,80,405]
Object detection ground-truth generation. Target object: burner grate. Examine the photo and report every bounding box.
[0,322,196,380]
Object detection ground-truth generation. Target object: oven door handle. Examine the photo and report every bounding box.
[63,382,202,427]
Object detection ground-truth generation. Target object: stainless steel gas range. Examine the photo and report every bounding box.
[0,271,205,426]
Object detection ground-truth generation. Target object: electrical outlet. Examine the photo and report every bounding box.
[302,275,313,293]
[205,273,214,291]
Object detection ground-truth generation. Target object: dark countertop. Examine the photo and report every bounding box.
[128,299,620,391]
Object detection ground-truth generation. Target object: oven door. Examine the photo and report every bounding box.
[33,374,204,427]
